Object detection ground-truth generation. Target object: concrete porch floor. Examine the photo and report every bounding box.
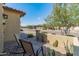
[4,37,43,56]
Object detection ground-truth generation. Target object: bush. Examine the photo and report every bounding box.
[51,49,55,56]
[53,40,58,47]
[64,40,73,56]
[47,48,55,56]
[66,35,75,37]
[66,53,73,56]
[27,34,34,38]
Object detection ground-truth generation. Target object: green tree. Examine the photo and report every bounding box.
[45,3,79,35]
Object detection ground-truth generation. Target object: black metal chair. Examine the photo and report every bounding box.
[14,33,21,47]
[19,39,44,56]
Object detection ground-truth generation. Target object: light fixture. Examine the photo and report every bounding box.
[3,20,6,25]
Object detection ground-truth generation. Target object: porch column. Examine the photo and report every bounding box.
[0,4,4,53]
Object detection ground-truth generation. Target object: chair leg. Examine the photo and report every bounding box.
[41,47,44,56]
[36,46,44,56]
[23,53,25,56]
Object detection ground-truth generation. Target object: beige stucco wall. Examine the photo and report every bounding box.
[44,34,74,55]
[0,4,4,52]
[3,9,21,42]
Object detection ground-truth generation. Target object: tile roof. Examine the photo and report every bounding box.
[3,6,25,17]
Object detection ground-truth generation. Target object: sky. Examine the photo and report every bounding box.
[6,3,53,26]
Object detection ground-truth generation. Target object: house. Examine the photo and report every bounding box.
[0,4,25,54]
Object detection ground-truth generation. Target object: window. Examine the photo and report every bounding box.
[3,14,8,25]
[3,14,8,19]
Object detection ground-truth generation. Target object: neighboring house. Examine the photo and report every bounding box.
[36,26,43,30]
[0,4,25,53]
[33,25,43,30]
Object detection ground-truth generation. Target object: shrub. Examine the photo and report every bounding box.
[53,40,58,47]
[51,49,55,56]
[66,35,75,37]
[27,34,34,38]
[64,40,73,56]
[47,48,55,56]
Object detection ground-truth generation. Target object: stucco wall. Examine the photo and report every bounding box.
[3,9,21,42]
[44,34,74,55]
[0,4,4,52]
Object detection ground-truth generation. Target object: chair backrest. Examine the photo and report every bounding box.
[19,40,35,56]
[14,33,21,46]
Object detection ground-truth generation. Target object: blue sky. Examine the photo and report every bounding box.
[6,3,53,26]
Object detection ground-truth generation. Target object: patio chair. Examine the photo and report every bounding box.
[14,33,21,47]
[19,39,44,56]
